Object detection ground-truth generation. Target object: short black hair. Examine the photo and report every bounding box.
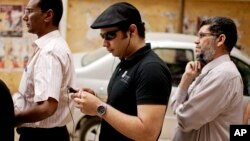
[37,0,63,27]
[199,16,238,52]
[116,19,145,39]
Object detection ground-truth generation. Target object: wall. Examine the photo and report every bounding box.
[67,0,250,55]
[184,0,250,54]
[0,0,250,93]
[0,0,28,94]
[67,0,180,53]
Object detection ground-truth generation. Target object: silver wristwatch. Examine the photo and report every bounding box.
[96,103,107,117]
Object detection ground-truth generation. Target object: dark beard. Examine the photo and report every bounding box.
[196,54,207,66]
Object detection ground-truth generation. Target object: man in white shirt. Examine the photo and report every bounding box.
[171,16,243,141]
[14,0,75,141]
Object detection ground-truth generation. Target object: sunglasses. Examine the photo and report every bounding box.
[100,29,120,41]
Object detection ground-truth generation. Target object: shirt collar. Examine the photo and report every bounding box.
[201,54,231,74]
[119,43,151,68]
[34,30,61,49]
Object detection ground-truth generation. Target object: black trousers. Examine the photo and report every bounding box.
[16,126,70,141]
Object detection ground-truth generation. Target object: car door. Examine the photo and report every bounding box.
[152,47,195,140]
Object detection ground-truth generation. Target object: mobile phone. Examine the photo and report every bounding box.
[67,86,78,93]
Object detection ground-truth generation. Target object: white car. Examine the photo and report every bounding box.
[68,32,250,141]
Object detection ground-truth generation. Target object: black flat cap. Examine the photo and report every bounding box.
[91,2,142,29]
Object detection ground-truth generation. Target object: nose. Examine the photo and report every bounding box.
[22,14,28,21]
[194,37,200,45]
[102,40,109,48]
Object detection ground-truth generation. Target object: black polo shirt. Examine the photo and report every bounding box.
[99,43,172,141]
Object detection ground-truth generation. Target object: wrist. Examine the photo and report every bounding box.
[179,73,194,91]
[182,73,194,82]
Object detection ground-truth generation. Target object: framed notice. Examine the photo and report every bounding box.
[0,4,23,37]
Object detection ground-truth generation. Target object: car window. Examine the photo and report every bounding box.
[153,48,194,86]
[231,57,250,96]
[81,47,109,66]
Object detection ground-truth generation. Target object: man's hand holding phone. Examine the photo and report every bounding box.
[68,87,97,99]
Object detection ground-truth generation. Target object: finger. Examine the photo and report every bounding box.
[80,90,88,98]
[73,98,84,108]
[195,61,203,72]
[72,90,82,98]
[74,97,83,103]
[70,93,78,99]
[194,61,199,71]
[75,103,83,108]
[197,61,201,70]
[83,88,96,96]
[188,61,195,70]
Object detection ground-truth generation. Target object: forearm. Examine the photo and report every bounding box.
[243,107,250,124]
[15,100,57,126]
[73,91,165,140]
[103,105,165,141]
[179,73,194,91]
[171,73,194,113]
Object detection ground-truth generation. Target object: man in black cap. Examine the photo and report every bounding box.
[72,2,172,141]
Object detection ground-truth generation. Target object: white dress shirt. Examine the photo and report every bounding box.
[15,30,75,128]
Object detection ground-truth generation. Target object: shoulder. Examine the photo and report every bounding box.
[0,79,13,106]
[140,51,169,72]
[0,79,10,93]
[210,61,241,79]
[41,36,71,58]
[140,51,166,66]
[136,54,171,81]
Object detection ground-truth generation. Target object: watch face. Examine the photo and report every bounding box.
[97,104,106,116]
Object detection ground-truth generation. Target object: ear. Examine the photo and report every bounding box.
[217,34,226,47]
[43,9,54,23]
[129,24,137,35]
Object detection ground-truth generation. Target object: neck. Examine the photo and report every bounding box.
[126,37,145,56]
[37,26,58,38]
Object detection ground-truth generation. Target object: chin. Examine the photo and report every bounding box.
[111,53,118,57]
[27,29,33,34]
